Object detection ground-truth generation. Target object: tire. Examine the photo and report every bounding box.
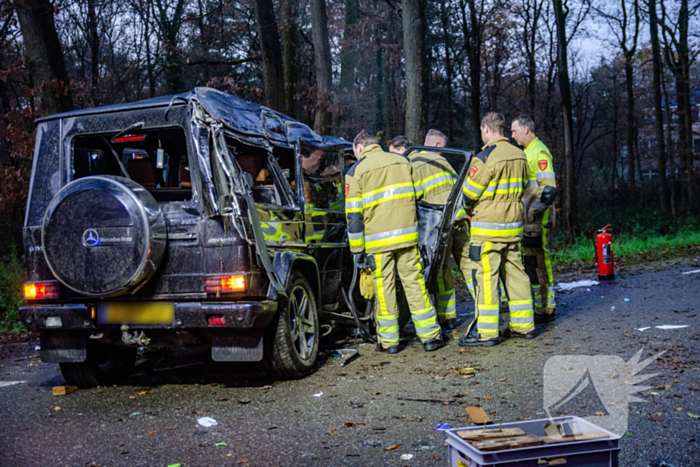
[59,343,137,388]
[264,271,319,379]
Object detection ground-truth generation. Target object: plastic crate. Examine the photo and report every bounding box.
[445,416,620,467]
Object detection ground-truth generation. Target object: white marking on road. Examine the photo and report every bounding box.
[637,327,651,332]
[656,325,689,330]
[682,269,700,275]
[0,381,27,388]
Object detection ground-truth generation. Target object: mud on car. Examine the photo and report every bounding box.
[19,87,470,387]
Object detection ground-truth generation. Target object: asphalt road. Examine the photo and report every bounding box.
[1,258,699,467]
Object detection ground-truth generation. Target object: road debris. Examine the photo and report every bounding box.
[215,442,227,446]
[681,269,700,275]
[400,454,414,460]
[637,327,651,332]
[688,413,700,419]
[385,444,400,451]
[52,386,78,396]
[197,417,217,428]
[313,391,324,397]
[465,406,490,425]
[656,325,689,330]
[398,397,458,405]
[556,280,598,291]
[362,440,382,447]
[624,298,632,302]
[435,423,452,431]
[238,398,252,404]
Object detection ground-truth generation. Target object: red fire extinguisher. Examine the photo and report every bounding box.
[595,225,615,280]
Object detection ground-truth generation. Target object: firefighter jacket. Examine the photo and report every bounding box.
[522,138,556,235]
[462,137,529,243]
[345,144,420,254]
[408,151,467,220]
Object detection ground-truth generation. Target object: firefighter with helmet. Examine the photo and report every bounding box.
[345,130,443,354]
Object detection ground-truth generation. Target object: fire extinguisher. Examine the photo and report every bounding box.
[594,225,615,280]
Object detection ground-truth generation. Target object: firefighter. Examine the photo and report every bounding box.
[408,129,473,329]
[388,135,412,155]
[459,112,535,346]
[511,115,557,323]
[346,130,443,354]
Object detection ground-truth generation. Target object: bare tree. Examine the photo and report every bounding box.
[659,0,699,213]
[255,0,286,112]
[339,0,360,134]
[282,0,300,118]
[403,0,428,143]
[591,0,641,198]
[552,0,585,241]
[14,0,74,115]
[310,0,333,135]
[514,0,545,116]
[649,0,671,211]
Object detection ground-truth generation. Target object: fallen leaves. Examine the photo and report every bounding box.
[688,413,700,419]
[238,398,252,404]
[146,431,157,436]
[385,444,400,451]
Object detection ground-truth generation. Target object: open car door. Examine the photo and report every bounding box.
[404,147,473,295]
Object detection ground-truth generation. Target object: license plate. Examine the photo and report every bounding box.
[97,302,174,324]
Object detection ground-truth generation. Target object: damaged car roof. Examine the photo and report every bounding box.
[35,87,351,150]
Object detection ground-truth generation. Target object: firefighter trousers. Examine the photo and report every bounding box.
[522,226,555,316]
[470,241,534,341]
[372,245,440,348]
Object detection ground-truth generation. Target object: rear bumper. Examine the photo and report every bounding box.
[19,301,278,331]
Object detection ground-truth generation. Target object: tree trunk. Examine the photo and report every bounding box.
[338,0,359,135]
[623,58,636,199]
[310,0,333,135]
[677,0,696,213]
[88,0,99,102]
[661,66,677,215]
[649,0,670,212]
[375,32,384,136]
[552,0,579,241]
[14,0,74,116]
[255,0,286,112]
[403,0,428,144]
[440,0,453,139]
[282,0,300,118]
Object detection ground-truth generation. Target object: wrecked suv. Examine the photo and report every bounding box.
[20,87,470,387]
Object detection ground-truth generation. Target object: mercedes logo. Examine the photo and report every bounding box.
[82,229,101,247]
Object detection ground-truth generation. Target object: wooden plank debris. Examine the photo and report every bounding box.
[458,428,526,441]
[472,434,544,452]
[52,386,78,396]
[465,406,490,425]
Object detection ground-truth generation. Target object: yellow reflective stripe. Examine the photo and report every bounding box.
[509,300,532,306]
[472,227,524,237]
[362,182,412,198]
[466,178,485,190]
[349,237,365,248]
[414,246,430,308]
[425,179,453,193]
[365,231,419,249]
[482,241,492,305]
[478,315,499,323]
[375,254,388,316]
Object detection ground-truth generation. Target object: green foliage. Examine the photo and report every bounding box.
[0,249,27,333]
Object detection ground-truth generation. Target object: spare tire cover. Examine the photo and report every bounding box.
[42,176,166,297]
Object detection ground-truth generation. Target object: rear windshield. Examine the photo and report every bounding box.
[73,127,191,203]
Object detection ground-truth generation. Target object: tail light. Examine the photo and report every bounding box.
[207,315,226,326]
[24,282,60,300]
[206,275,245,294]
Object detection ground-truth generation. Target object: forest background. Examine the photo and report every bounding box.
[0,0,698,330]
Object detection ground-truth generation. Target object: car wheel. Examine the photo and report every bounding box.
[265,270,319,379]
[59,343,137,388]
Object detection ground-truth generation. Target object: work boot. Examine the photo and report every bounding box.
[505,329,536,339]
[378,345,400,354]
[423,337,445,352]
[534,313,555,324]
[440,318,457,331]
[458,331,501,347]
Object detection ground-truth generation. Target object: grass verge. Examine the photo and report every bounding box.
[0,250,27,333]
[551,230,700,272]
